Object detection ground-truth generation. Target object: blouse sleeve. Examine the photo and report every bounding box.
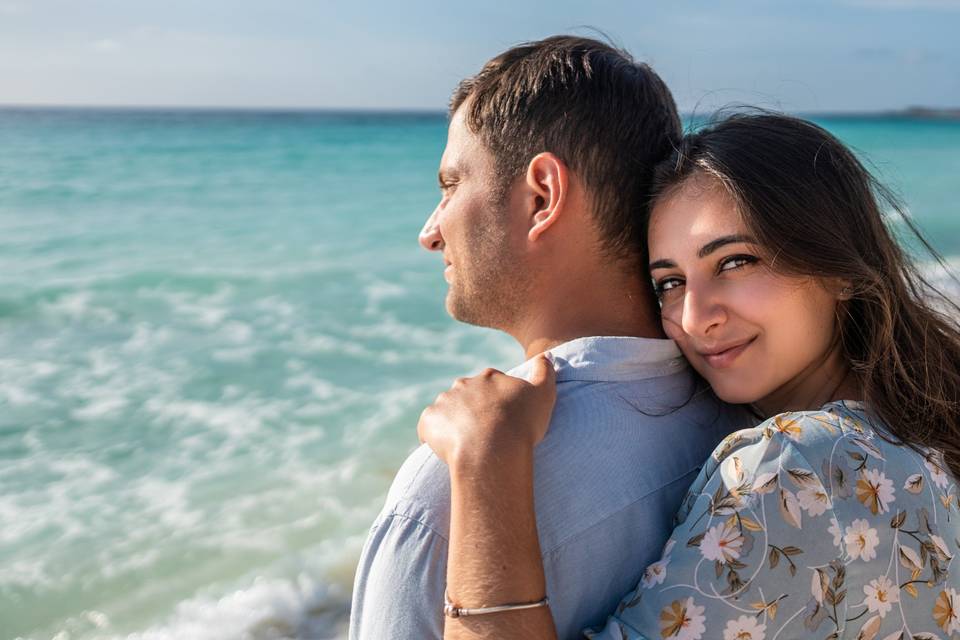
[585,412,849,640]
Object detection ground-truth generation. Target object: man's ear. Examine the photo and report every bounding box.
[524,152,567,242]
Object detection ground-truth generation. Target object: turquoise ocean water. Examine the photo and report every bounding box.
[1,108,959,640]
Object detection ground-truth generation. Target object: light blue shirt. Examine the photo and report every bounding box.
[349,336,742,640]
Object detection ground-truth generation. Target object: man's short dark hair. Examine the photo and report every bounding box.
[450,35,682,267]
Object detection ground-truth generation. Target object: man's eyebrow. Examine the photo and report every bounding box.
[697,234,756,258]
[648,234,757,271]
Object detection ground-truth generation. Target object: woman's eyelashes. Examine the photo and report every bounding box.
[653,276,684,301]
[718,254,759,272]
[652,254,760,299]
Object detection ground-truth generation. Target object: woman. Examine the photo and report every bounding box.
[418,113,960,639]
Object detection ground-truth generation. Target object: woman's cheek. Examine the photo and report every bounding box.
[659,301,684,341]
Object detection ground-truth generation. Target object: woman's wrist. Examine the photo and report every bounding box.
[448,436,536,477]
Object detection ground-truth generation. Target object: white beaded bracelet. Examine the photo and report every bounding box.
[443,591,550,618]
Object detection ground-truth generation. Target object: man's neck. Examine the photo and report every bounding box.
[511,277,665,359]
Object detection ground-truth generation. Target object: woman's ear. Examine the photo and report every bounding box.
[833,279,855,301]
[524,152,568,242]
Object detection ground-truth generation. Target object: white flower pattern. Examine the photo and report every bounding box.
[926,455,950,490]
[863,575,899,618]
[722,614,766,640]
[797,486,831,516]
[827,516,843,547]
[933,587,960,635]
[845,518,881,561]
[640,539,675,589]
[658,596,706,640]
[855,468,896,515]
[700,522,744,564]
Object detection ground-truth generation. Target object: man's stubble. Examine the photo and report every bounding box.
[445,201,533,333]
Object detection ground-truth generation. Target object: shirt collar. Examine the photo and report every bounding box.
[508,336,687,383]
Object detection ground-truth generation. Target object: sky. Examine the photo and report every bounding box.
[0,0,957,113]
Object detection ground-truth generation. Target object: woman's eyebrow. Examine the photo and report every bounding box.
[697,234,756,258]
[648,258,675,271]
[649,234,757,271]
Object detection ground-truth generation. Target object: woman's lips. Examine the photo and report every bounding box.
[699,337,756,369]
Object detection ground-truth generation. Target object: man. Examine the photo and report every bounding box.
[349,36,737,639]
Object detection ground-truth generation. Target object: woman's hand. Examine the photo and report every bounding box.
[417,354,557,469]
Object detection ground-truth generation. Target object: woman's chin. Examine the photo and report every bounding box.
[682,352,769,406]
[700,374,763,406]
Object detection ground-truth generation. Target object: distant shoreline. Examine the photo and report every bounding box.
[809,107,960,121]
[0,104,959,121]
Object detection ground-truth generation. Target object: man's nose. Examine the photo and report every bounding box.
[418,208,444,252]
[680,287,726,338]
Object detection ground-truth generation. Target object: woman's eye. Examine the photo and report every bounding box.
[719,255,757,272]
[654,278,684,298]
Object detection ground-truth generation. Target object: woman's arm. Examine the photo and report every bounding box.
[417,355,559,640]
[445,445,557,639]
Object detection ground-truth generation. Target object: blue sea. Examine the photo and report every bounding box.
[1,108,959,640]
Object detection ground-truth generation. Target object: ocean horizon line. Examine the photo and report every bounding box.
[1,103,958,121]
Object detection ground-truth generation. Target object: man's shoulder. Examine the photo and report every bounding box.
[372,370,743,546]
[351,445,449,640]
[548,368,739,435]
[375,443,452,538]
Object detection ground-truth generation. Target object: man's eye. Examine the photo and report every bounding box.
[719,255,757,272]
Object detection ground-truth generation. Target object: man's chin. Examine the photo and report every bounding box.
[446,292,493,328]
[445,295,473,324]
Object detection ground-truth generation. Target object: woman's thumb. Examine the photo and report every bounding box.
[528,353,557,389]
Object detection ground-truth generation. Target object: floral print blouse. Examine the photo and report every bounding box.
[585,401,960,640]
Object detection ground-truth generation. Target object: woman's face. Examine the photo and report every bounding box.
[647,175,846,413]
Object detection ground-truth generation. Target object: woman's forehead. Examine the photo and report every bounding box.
[650,178,744,239]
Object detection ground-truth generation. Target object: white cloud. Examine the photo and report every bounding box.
[92,39,122,53]
[0,2,24,14]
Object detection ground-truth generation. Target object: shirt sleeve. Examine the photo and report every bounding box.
[349,511,449,640]
[585,413,848,640]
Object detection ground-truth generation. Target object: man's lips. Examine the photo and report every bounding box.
[696,337,756,369]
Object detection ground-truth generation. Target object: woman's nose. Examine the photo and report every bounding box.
[418,208,444,252]
[680,287,726,338]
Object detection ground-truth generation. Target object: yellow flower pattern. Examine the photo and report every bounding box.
[586,401,960,640]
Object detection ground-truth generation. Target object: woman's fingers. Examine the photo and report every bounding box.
[417,359,557,461]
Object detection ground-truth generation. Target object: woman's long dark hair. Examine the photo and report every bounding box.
[651,112,960,479]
